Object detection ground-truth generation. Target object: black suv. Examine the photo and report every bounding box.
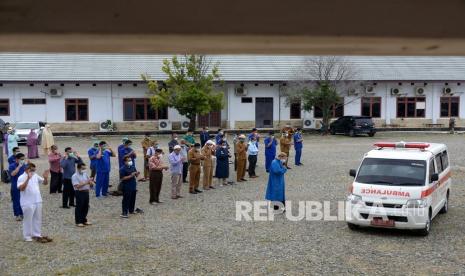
[329,116,376,137]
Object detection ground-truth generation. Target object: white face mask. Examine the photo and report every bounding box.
[280,159,286,164]
[80,169,86,174]
[127,161,133,166]
[159,154,164,159]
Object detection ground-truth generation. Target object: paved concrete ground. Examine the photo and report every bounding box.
[0,132,464,275]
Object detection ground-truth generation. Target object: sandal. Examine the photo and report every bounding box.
[42,236,53,242]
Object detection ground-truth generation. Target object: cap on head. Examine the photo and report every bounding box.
[206,140,214,145]
[239,134,246,139]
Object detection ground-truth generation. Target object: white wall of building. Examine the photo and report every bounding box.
[1,81,465,128]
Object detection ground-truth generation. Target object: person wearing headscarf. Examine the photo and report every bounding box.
[265,152,288,211]
[41,124,55,155]
[215,140,231,186]
[26,129,39,159]
[235,134,247,182]
[7,127,20,158]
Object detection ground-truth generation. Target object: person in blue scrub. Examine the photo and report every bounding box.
[264,132,278,173]
[293,128,304,166]
[265,152,288,211]
[9,153,27,220]
[119,156,142,218]
[87,142,99,178]
[95,141,115,198]
[118,140,136,171]
[215,129,224,145]
[8,147,20,165]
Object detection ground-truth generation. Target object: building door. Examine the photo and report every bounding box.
[255,97,274,128]
[198,110,221,128]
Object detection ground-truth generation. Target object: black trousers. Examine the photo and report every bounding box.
[182,162,189,182]
[75,191,89,224]
[149,170,163,203]
[248,155,257,177]
[122,187,137,215]
[62,178,75,207]
[234,153,237,171]
[50,171,63,193]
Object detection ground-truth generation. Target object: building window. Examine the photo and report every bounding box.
[396,97,425,118]
[0,99,9,116]
[361,97,381,117]
[65,99,88,121]
[440,97,459,117]
[241,97,253,103]
[290,100,301,119]
[22,98,47,105]
[314,99,344,118]
[123,98,168,121]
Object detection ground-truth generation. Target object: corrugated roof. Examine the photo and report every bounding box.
[0,53,464,81]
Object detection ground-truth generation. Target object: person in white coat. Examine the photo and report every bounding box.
[17,163,52,243]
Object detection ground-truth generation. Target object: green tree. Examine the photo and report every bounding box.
[142,55,223,131]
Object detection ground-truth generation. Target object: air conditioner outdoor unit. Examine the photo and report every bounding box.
[365,86,375,94]
[347,88,359,96]
[303,119,320,129]
[49,88,63,97]
[415,87,426,96]
[158,120,172,131]
[443,87,453,95]
[235,87,248,96]
[181,120,190,130]
[390,88,401,96]
[99,120,115,132]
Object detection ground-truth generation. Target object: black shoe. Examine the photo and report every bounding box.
[62,206,70,209]
[70,204,76,207]
[135,208,144,214]
[286,167,292,169]
[241,178,247,181]
[209,186,215,189]
[189,191,198,194]
[194,189,203,193]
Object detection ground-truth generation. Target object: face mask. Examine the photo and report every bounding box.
[80,169,86,174]
[174,137,178,140]
[94,145,99,149]
[222,146,227,149]
[19,160,25,165]
[159,154,164,159]
[68,153,75,158]
[280,159,286,164]
[127,161,133,167]
[30,170,36,174]
[195,147,200,151]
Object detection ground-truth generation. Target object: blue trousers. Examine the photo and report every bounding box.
[11,186,23,216]
[265,154,274,172]
[295,148,302,165]
[95,172,110,197]
[122,187,137,215]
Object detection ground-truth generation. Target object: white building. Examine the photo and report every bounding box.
[0,54,465,132]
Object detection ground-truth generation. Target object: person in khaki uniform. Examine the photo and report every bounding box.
[188,143,204,194]
[201,140,216,190]
[279,132,293,169]
[236,135,248,182]
[141,133,153,182]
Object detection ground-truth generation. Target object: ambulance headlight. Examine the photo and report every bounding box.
[405,199,427,208]
[347,194,362,204]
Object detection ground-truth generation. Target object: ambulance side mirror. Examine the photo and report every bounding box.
[349,169,357,177]
[430,173,439,182]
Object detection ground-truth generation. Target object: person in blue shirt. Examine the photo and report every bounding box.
[199,127,210,147]
[247,136,259,178]
[248,128,260,147]
[293,128,304,166]
[9,153,26,220]
[95,141,115,198]
[215,129,224,145]
[60,147,83,208]
[119,156,142,218]
[264,132,278,173]
[87,142,99,178]
[265,152,288,211]
[117,137,129,166]
[8,147,20,165]
[118,139,137,172]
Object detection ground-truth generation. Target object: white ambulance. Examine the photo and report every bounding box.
[346,142,451,235]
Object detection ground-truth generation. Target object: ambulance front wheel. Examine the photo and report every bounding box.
[417,211,432,236]
[347,223,359,231]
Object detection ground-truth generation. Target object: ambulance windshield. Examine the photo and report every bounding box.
[356,158,426,186]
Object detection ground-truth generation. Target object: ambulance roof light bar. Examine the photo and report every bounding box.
[374,142,430,149]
